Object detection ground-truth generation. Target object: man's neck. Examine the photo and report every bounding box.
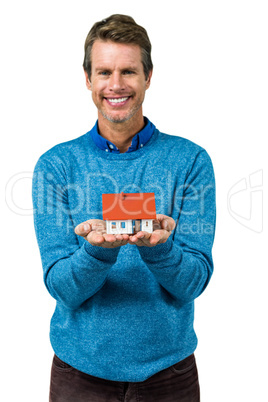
[97,114,145,153]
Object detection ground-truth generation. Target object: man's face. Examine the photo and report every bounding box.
[85,40,152,125]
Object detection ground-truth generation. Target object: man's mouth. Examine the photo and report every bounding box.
[104,96,131,105]
[108,97,129,103]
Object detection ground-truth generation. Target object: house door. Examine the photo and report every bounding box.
[134,219,141,233]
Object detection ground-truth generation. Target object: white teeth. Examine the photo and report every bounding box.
[108,97,128,103]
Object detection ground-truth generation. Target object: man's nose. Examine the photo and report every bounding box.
[109,72,125,91]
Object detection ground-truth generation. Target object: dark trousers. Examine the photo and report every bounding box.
[49,354,200,401]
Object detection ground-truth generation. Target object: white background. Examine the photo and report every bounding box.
[1,1,267,401]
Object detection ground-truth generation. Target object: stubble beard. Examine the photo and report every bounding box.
[99,95,144,124]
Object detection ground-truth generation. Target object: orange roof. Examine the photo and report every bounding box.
[102,192,156,220]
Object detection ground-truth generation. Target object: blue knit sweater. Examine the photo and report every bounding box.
[32,119,216,382]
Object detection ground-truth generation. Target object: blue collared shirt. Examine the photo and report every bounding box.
[89,117,156,153]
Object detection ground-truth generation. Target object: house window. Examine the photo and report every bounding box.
[112,222,116,229]
[121,222,126,229]
[145,221,149,227]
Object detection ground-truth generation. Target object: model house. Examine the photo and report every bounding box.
[102,192,156,234]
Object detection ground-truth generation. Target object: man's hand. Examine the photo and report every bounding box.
[75,219,129,248]
[75,215,175,248]
[128,214,176,247]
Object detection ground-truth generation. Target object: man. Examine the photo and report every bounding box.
[33,14,216,402]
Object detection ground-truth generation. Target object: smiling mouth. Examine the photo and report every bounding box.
[104,96,131,105]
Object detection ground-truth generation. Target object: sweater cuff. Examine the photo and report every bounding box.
[84,241,120,263]
[137,237,173,262]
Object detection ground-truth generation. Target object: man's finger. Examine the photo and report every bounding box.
[75,222,92,236]
[87,231,105,245]
[91,223,106,234]
[129,231,150,243]
[149,229,169,244]
[156,214,176,232]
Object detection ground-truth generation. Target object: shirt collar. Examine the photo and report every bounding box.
[89,117,155,153]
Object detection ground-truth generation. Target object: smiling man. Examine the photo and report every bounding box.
[85,39,152,153]
[32,14,216,402]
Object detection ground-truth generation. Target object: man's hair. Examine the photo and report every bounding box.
[83,14,153,80]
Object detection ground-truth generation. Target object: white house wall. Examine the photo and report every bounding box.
[106,220,133,234]
[106,219,153,234]
[141,219,153,233]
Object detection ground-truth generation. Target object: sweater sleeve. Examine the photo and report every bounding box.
[137,150,216,306]
[32,156,120,310]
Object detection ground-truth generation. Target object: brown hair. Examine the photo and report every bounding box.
[83,14,153,80]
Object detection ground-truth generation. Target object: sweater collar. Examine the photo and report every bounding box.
[89,117,155,153]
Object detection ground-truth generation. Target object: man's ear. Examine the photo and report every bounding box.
[84,70,92,90]
[145,69,153,90]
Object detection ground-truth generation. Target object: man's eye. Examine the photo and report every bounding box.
[123,70,134,75]
[100,71,110,76]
